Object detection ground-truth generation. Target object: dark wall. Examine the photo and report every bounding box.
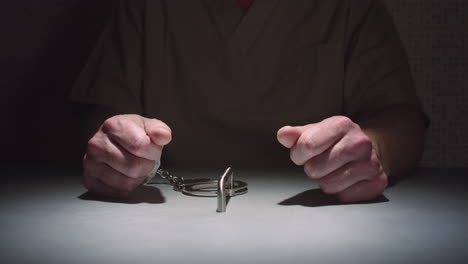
[1,1,113,168]
[384,0,468,167]
[1,1,467,169]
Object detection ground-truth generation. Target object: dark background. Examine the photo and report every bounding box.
[1,0,467,170]
[1,1,113,169]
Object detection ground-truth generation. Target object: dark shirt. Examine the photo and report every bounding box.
[71,0,422,168]
[238,0,255,12]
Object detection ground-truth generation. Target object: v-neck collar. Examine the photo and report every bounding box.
[204,0,243,39]
[204,0,279,54]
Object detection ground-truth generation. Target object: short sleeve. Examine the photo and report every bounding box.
[343,0,425,121]
[69,0,145,114]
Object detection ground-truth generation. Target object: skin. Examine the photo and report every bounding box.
[277,106,426,203]
[83,106,426,202]
[83,112,172,197]
[277,116,387,203]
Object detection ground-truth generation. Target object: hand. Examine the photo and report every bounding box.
[277,116,388,203]
[83,114,172,197]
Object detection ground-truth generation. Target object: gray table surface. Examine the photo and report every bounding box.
[1,168,467,264]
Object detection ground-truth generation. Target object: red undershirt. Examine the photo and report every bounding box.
[237,0,255,12]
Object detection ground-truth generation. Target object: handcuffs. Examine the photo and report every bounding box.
[144,160,248,213]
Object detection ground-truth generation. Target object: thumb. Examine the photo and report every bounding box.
[143,118,172,146]
[277,124,314,148]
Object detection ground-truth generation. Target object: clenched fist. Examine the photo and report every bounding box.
[83,114,172,197]
[277,116,388,203]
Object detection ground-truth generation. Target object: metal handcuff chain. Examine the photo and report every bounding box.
[144,161,248,212]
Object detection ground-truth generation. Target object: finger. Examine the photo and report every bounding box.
[101,116,162,160]
[84,155,144,194]
[87,133,155,179]
[144,118,172,146]
[303,132,372,179]
[290,116,355,165]
[277,125,313,148]
[335,173,388,203]
[315,155,383,194]
[83,173,128,198]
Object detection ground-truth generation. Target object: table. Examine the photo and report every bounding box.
[1,168,467,263]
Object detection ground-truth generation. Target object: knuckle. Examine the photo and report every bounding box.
[304,140,316,153]
[127,135,148,153]
[102,115,133,135]
[87,137,113,164]
[343,136,372,158]
[124,158,147,179]
[340,143,353,157]
[102,116,120,134]
[334,116,354,130]
[319,179,336,194]
[300,134,317,153]
[352,135,372,153]
[87,137,104,156]
[340,143,356,159]
[304,162,318,179]
[368,155,383,173]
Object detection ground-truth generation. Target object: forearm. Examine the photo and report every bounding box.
[358,105,427,179]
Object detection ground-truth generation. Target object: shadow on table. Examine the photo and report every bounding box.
[78,185,165,204]
[278,188,388,207]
